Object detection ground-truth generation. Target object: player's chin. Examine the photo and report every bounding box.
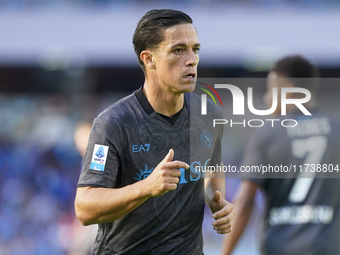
[180,79,196,93]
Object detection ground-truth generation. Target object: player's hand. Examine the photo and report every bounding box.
[143,149,189,197]
[210,190,235,234]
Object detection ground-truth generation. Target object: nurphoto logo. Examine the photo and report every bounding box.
[198,83,311,128]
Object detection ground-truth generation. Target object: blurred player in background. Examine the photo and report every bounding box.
[67,121,98,255]
[74,9,234,255]
[221,55,340,255]
[74,121,93,158]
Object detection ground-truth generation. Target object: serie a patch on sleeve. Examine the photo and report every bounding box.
[90,144,109,171]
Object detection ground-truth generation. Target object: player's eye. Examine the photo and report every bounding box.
[193,47,200,54]
[174,48,184,54]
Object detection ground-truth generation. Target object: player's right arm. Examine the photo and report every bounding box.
[75,149,188,226]
[220,180,258,255]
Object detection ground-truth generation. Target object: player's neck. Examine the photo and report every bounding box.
[142,82,184,117]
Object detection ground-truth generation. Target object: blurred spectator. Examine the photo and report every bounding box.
[0,96,90,255]
[66,120,98,255]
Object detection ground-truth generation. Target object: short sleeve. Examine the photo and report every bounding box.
[77,116,121,188]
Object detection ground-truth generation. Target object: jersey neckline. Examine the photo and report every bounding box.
[134,86,188,126]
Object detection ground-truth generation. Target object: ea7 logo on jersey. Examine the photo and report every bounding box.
[132,144,150,153]
[90,144,109,171]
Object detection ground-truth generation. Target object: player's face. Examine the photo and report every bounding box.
[264,71,284,116]
[152,23,200,94]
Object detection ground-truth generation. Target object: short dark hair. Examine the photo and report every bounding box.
[273,55,320,91]
[273,55,319,78]
[133,9,193,71]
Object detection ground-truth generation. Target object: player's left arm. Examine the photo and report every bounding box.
[204,162,235,234]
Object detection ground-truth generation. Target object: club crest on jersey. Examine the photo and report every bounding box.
[90,144,109,171]
[200,130,213,148]
[132,164,154,181]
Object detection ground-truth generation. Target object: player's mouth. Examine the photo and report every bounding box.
[183,73,196,80]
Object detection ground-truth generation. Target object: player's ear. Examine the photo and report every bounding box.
[140,50,156,70]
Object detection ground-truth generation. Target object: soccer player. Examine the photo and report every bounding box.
[221,55,340,255]
[75,9,234,254]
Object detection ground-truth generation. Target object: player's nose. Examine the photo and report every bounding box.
[186,50,199,67]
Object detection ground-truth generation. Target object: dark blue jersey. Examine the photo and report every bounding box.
[243,109,340,255]
[78,87,223,255]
